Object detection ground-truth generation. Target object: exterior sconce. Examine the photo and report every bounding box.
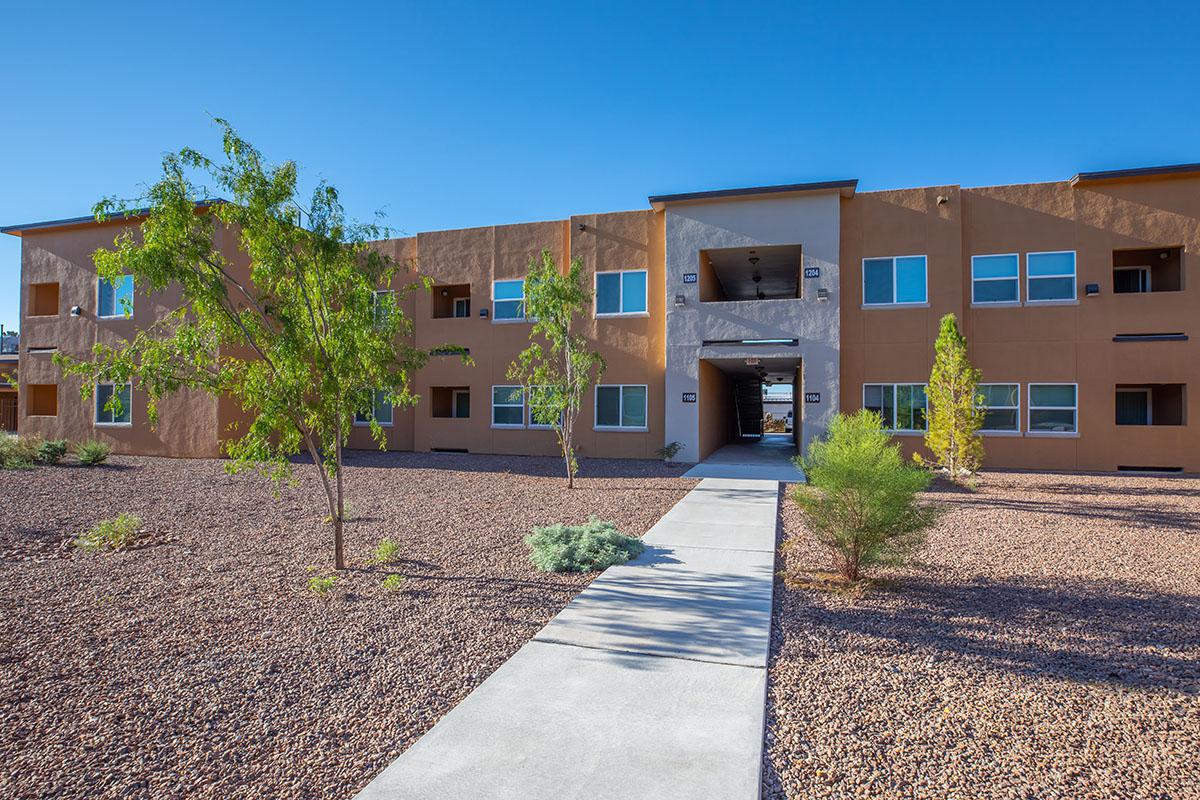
[674,295,686,307]
[70,305,82,317]
[936,195,949,205]
[440,288,449,297]
[816,288,829,301]
[578,224,587,232]
[1085,283,1100,296]
[479,308,489,318]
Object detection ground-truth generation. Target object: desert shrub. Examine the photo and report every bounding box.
[381,573,405,592]
[75,513,143,551]
[656,441,683,465]
[76,440,112,466]
[36,439,69,465]
[308,574,337,597]
[367,537,401,566]
[0,436,39,470]
[525,516,644,573]
[790,410,938,583]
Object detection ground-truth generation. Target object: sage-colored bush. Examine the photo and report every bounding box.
[76,513,143,551]
[0,436,39,470]
[525,516,644,573]
[790,410,938,583]
[76,440,112,466]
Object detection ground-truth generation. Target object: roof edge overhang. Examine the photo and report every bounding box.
[1069,162,1200,187]
[648,179,857,210]
[1,198,226,237]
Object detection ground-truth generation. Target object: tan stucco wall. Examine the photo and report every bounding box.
[839,175,1200,471]
[697,359,733,459]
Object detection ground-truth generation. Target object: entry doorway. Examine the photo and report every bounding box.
[697,356,801,463]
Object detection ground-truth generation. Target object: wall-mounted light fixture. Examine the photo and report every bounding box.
[70,305,82,317]
[1085,283,1100,296]
[674,294,686,307]
[578,224,587,232]
[936,195,949,205]
[440,288,449,297]
[817,288,830,301]
[479,308,489,318]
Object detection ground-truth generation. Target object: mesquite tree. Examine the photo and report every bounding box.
[55,120,446,569]
[924,313,984,480]
[508,249,605,488]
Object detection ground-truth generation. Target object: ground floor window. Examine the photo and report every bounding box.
[354,389,393,426]
[595,385,647,430]
[863,383,926,432]
[1028,384,1077,434]
[95,382,132,425]
[979,384,1020,432]
[453,389,470,418]
[492,385,525,427]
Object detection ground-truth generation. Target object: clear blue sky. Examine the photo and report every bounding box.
[2,0,1197,332]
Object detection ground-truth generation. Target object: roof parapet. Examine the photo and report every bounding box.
[1,198,226,237]
[1069,162,1200,187]
[648,179,857,210]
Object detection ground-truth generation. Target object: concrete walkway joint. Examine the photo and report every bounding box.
[352,477,780,800]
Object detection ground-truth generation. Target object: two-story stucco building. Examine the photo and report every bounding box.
[5,162,1200,472]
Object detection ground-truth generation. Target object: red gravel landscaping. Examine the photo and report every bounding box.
[0,451,696,800]
[764,471,1200,800]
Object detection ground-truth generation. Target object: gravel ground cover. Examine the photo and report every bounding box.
[764,471,1200,800]
[0,451,695,800]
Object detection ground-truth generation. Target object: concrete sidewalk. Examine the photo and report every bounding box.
[352,477,780,800]
[683,435,805,482]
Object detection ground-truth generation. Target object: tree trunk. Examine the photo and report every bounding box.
[334,429,345,570]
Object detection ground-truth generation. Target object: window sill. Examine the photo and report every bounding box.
[595,311,651,319]
[594,425,649,433]
[491,423,526,430]
[861,302,930,310]
[491,318,529,325]
[887,430,925,436]
[970,301,1022,308]
[353,421,393,428]
[1024,299,1079,307]
[1025,430,1079,438]
[94,422,132,428]
[97,314,133,321]
[980,430,1022,437]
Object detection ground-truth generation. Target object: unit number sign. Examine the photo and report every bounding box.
[803,267,821,279]
[681,392,697,403]
[804,392,821,404]
[682,273,698,284]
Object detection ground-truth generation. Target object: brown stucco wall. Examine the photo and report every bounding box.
[697,359,733,460]
[839,174,1200,471]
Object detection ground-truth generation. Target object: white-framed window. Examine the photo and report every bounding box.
[978,383,1020,433]
[1113,265,1150,294]
[492,280,525,321]
[526,385,563,429]
[862,256,927,306]
[453,296,471,318]
[1028,383,1078,434]
[971,254,1020,304]
[354,389,394,427]
[95,382,132,425]
[452,389,470,418]
[863,383,927,432]
[491,385,525,427]
[595,384,648,430]
[372,290,394,326]
[1027,251,1076,303]
[97,275,134,319]
[595,270,649,316]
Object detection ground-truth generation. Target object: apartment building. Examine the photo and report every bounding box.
[4,162,1199,472]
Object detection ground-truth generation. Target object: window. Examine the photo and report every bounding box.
[863,383,927,432]
[95,382,131,425]
[98,275,134,318]
[354,389,393,427]
[1027,252,1076,302]
[971,255,1020,304]
[595,385,647,430]
[372,290,394,326]
[492,385,525,427]
[453,390,470,418]
[492,280,525,321]
[978,383,1020,432]
[595,270,648,316]
[1113,266,1150,294]
[1028,384,1077,434]
[862,256,927,306]
[526,385,563,429]
[453,297,470,318]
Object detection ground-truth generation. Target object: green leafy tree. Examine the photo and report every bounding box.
[924,313,984,480]
[790,411,938,582]
[55,120,452,570]
[507,249,605,487]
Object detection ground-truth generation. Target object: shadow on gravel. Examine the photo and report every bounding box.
[934,494,1200,533]
[335,449,688,481]
[796,577,1200,695]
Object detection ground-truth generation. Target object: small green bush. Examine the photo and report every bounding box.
[308,574,337,598]
[76,440,112,466]
[656,441,683,465]
[525,516,644,573]
[76,513,143,551]
[381,573,405,592]
[789,410,939,583]
[36,439,69,465]
[367,537,401,566]
[0,436,39,470]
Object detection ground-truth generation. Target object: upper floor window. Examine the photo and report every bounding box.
[492,280,525,321]
[971,255,1019,304]
[863,383,927,432]
[978,383,1020,432]
[595,384,647,430]
[95,382,132,425]
[372,290,394,326]
[596,270,648,316]
[1028,383,1077,434]
[98,275,134,319]
[863,256,927,306]
[354,389,393,427]
[1027,251,1076,303]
